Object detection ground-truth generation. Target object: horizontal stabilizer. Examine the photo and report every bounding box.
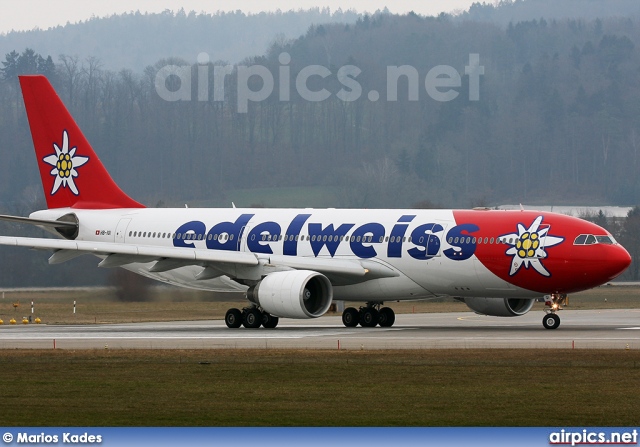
[0,214,77,228]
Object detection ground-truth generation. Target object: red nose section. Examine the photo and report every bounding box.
[453,210,632,294]
[605,244,632,282]
[553,242,631,293]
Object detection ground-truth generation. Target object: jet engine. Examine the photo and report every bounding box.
[246,270,333,319]
[463,297,534,317]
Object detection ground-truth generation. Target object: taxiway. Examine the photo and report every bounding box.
[0,309,639,350]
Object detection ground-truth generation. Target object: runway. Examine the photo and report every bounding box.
[1,309,639,350]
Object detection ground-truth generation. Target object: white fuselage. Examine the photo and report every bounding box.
[32,207,533,301]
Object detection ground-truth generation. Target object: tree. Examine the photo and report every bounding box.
[38,56,57,83]
[620,206,640,280]
[58,54,80,107]
[0,50,19,81]
[16,48,39,74]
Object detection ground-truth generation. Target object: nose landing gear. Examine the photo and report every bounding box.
[542,293,567,330]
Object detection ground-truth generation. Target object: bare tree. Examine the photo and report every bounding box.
[58,54,80,108]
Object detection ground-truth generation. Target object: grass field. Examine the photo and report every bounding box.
[0,349,638,426]
[1,287,639,426]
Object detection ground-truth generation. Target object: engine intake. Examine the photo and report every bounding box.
[464,297,534,317]
[246,270,333,319]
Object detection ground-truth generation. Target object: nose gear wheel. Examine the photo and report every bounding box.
[542,293,567,330]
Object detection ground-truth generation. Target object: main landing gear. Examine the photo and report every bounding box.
[542,293,568,330]
[225,307,279,329]
[342,303,396,328]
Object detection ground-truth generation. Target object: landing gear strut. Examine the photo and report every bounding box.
[341,303,395,328]
[542,293,567,330]
[224,306,279,329]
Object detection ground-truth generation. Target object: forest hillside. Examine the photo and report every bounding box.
[2,0,640,284]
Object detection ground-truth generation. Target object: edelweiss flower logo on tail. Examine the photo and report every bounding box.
[42,130,89,195]
[500,216,564,277]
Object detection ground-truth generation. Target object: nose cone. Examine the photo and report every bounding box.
[606,244,632,281]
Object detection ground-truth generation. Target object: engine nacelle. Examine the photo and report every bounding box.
[463,297,534,317]
[246,270,333,319]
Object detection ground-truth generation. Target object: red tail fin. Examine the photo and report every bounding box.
[19,75,144,209]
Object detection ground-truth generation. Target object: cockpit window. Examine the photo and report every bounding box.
[574,234,615,245]
[574,234,587,245]
[596,235,614,245]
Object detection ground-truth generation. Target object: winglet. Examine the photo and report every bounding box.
[19,75,144,209]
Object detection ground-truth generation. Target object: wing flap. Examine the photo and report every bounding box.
[98,254,157,268]
[48,249,85,264]
[149,258,193,273]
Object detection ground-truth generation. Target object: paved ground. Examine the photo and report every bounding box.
[1,309,639,350]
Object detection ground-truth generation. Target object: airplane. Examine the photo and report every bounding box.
[0,75,632,330]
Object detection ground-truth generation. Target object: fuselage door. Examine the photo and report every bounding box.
[412,221,447,258]
[239,225,250,252]
[115,218,132,243]
[425,222,447,258]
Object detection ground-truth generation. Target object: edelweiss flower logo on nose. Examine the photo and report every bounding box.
[42,130,89,195]
[500,216,564,277]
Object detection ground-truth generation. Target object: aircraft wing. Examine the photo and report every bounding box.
[0,236,259,266]
[0,236,398,283]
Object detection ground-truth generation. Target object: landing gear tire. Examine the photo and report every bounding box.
[243,308,262,329]
[225,308,242,328]
[342,307,360,327]
[360,307,379,328]
[543,313,560,330]
[262,312,279,329]
[378,307,395,327]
